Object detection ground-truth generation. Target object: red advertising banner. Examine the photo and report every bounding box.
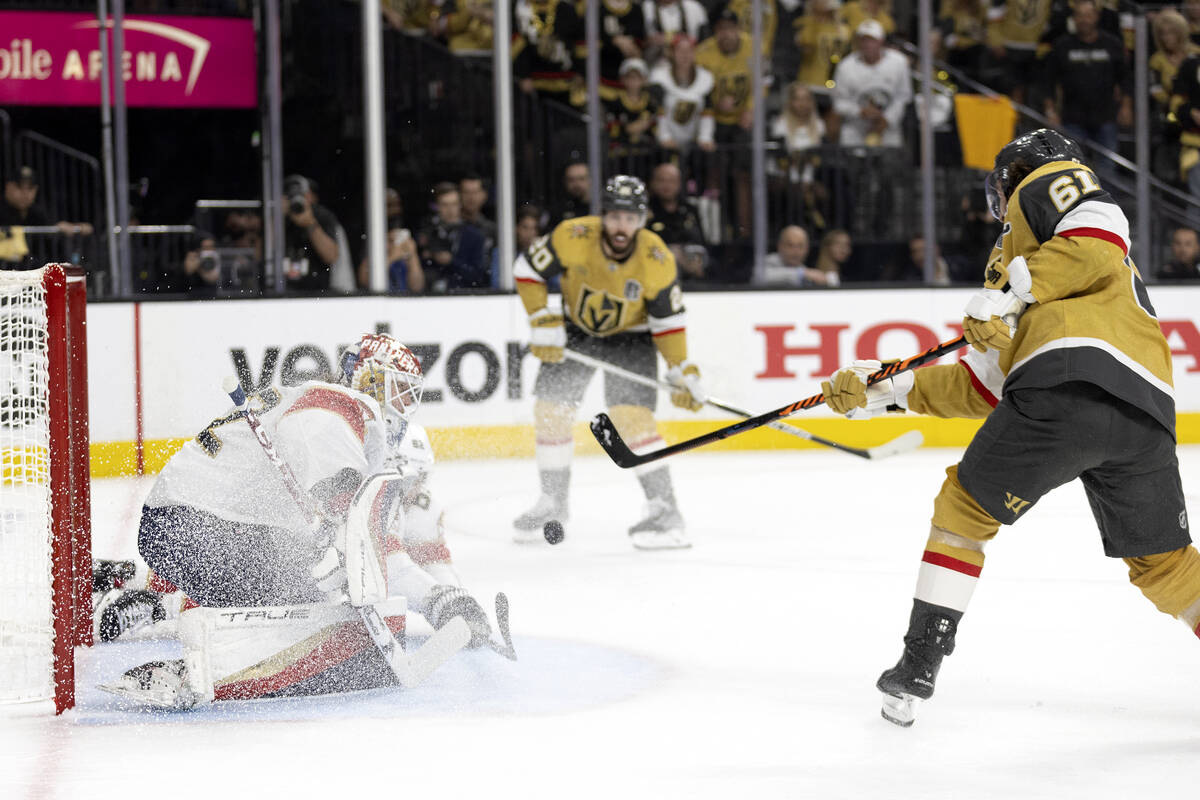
[0,12,257,108]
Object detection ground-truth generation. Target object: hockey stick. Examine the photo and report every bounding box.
[486,592,517,661]
[589,335,969,469]
[563,349,923,460]
[222,378,470,688]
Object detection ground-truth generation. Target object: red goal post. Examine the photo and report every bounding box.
[0,264,91,714]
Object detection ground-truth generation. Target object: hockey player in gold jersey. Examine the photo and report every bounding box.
[512,175,705,550]
[822,129,1196,726]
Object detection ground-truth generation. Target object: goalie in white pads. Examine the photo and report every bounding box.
[103,333,493,709]
[822,130,1196,727]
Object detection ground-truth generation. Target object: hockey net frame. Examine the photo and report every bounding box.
[0,264,91,714]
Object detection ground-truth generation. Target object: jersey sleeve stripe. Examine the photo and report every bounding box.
[652,326,686,338]
[1054,199,1130,254]
[512,253,546,284]
[648,309,687,335]
[284,387,368,443]
[961,360,1000,408]
[1057,226,1129,256]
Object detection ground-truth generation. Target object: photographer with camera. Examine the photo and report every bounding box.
[283,174,342,293]
[183,232,221,297]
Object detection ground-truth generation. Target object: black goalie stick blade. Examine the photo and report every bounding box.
[485,592,517,661]
[589,413,646,469]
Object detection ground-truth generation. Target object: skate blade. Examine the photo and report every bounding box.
[880,692,920,727]
[630,533,692,551]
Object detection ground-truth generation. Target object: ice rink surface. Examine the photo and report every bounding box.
[3,441,1200,799]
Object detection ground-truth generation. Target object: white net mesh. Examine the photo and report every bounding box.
[0,268,53,703]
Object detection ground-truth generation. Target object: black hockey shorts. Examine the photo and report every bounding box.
[138,504,324,607]
[533,322,658,410]
[957,381,1191,559]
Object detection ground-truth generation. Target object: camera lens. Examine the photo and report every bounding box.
[288,194,307,215]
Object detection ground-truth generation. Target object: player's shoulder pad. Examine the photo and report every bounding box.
[638,228,678,283]
[285,381,380,443]
[551,215,600,249]
[1014,160,1117,245]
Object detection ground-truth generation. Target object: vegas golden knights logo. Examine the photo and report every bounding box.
[1004,492,1031,515]
[575,285,626,335]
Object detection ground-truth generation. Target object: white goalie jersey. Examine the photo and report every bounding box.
[145,381,387,528]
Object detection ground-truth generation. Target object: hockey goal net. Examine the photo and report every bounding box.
[0,264,91,714]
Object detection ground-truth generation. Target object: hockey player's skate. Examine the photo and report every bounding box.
[877,606,959,727]
[95,589,167,642]
[92,559,136,592]
[98,659,201,710]
[512,494,568,543]
[628,498,690,550]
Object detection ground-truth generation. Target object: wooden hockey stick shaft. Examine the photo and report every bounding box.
[222,378,469,687]
[562,348,919,460]
[589,335,969,469]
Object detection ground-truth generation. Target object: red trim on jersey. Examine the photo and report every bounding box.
[922,550,983,578]
[284,387,367,443]
[961,362,999,408]
[214,614,405,701]
[146,572,199,611]
[1194,620,1200,639]
[386,538,453,565]
[516,276,544,285]
[652,327,685,338]
[1058,227,1128,255]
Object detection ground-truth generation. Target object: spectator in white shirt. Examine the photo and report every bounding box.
[831,19,912,148]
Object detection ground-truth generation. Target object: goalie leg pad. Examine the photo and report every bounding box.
[179,596,408,703]
[344,473,407,607]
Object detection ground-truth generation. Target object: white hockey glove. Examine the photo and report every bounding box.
[821,359,915,419]
[310,515,348,602]
[311,545,348,603]
[963,255,1036,353]
[667,360,706,412]
[424,585,491,649]
[528,308,566,363]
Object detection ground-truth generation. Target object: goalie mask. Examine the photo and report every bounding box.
[340,334,423,424]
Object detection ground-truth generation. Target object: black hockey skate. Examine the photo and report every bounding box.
[628,498,690,550]
[877,601,960,727]
[96,589,167,642]
[92,559,136,592]
[513,494,568,543]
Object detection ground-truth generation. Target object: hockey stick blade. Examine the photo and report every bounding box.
[396,615,472,688]
[863,429,924,460]
[589,335,967,468]
[483,592,517,661]
[590,413,643,468]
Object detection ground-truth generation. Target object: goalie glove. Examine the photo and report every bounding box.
[667,360,706,412]
[528,308,566,363]
[821,359,915,419]
[424,585,492,649]
[963,255,1036,353]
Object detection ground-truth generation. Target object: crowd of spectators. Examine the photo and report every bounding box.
[7,0,1200,294]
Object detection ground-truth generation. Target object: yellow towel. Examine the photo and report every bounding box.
[954,94,1018,172]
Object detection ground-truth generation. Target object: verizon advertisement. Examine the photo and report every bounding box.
[84,288,1200,456]
[0,12,257,108]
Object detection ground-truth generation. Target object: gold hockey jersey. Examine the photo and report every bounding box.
[911,160,1175,435]
[513,216,689,363]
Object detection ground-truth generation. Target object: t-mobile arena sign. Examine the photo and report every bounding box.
[0,12,257,108]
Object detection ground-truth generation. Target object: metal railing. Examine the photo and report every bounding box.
[10,131,103,234]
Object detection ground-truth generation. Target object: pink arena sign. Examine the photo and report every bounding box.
[0,12,257,108]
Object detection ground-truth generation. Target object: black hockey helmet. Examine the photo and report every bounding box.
[602,174,648,215]
[985,128,1085,220]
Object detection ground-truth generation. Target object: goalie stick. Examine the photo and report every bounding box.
[589,335,969,469]
[222,377,470,688]
[562,348,923,460]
